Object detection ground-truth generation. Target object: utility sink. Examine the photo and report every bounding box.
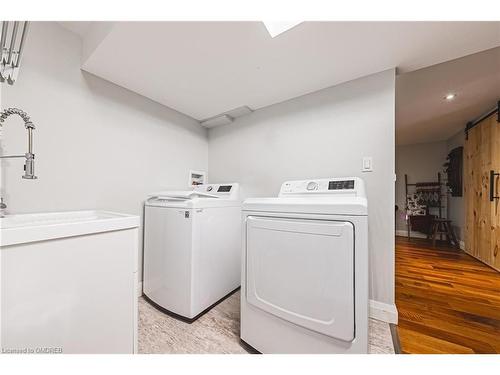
[0,210,139,246]
[0,210,140,353]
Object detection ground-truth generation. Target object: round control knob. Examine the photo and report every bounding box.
[207,186,213,191]
[306,181,318,191]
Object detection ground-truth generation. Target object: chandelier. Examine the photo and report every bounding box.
[0,21,30,85]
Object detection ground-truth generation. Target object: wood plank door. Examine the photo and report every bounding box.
[464,113,500,271]
[490,113,500,271]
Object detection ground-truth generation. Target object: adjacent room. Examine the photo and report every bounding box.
[0,20,499,358]
[395,47,500,353]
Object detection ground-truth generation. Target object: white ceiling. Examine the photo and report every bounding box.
[59,21,500,123]
[58,21,92,37]
[58,21,500,145]
[396,46,500,145]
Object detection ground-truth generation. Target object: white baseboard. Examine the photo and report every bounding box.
[460,240,465,250]
[369,299,398,324]
[137,281,143,297]
[395,230,427,239]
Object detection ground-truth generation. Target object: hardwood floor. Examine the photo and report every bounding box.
[395,236,500,354]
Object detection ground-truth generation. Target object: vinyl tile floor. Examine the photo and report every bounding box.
[138,291,395,354]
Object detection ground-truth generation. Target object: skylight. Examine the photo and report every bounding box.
[262,21,303,38]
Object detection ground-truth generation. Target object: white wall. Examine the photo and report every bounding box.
[395,141,448,234]
[1,23,398,315]
[446,130,465,241]
[208,70,396,309]
[0,23,208,280]
[0,82,2,195]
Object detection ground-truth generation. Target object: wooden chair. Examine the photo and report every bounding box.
[429,218,459,249]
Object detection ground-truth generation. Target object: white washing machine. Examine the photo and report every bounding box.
[143,183,241,321]
[241,177,368,353]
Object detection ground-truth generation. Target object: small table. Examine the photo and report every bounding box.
[429,218,459,249]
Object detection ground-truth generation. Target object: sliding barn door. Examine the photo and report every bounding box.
[464,113,500,271]
[491,113,500,271]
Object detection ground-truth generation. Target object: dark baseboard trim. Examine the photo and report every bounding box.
[143,287,240,324]
[389,323,402,354]
[239,339,261,354]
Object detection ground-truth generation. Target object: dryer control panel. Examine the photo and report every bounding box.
[279,177,365,198]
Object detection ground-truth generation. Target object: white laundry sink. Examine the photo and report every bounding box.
[0,210,140,353]
[0,210,139,246]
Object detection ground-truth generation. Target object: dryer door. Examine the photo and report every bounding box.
[246,216,355,341]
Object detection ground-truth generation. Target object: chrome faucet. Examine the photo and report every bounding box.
[0,197,6,218]
[0,107,37,179]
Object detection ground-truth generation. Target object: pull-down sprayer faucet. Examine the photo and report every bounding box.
[0,107,37,179]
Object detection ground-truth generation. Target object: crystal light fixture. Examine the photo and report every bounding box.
[0,21,30,85]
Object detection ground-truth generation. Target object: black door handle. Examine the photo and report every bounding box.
[490,170,499,201]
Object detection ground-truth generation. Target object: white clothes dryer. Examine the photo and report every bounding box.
[241,177,368,353]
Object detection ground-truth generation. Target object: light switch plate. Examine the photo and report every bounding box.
[362,157,373,172]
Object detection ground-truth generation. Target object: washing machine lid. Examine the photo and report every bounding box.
[150,190,219,200]
[146,197,240,209]
[146,183,241,208]
[243,177,367,216]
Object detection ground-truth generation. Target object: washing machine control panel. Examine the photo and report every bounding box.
[279,177,362,197]
[193,183,240,199]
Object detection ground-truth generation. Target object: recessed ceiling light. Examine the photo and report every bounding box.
[444,93,457,101]
[262,21,303,38]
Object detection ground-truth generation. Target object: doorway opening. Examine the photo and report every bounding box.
[394,47,500,353]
